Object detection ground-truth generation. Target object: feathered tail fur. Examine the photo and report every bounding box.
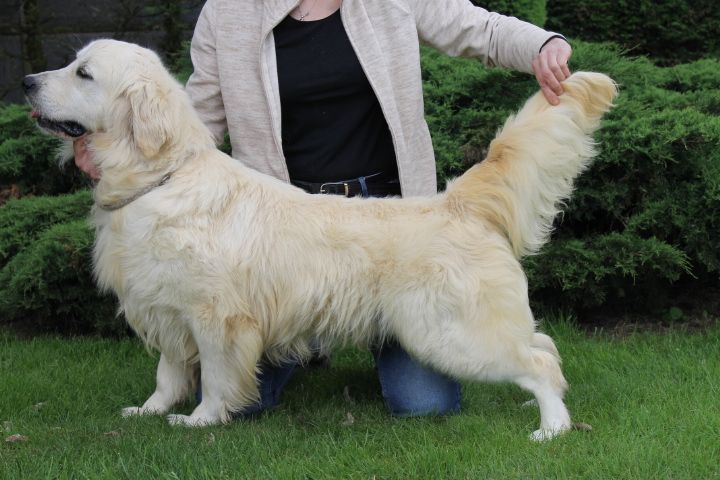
[446,72,618,258]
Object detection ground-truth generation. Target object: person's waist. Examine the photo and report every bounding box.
[291,171,400,198]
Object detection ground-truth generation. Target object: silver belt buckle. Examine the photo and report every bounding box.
[319,182,349,196]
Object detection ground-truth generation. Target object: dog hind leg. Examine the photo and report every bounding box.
[390,290,570,440]
[514,348,571,441]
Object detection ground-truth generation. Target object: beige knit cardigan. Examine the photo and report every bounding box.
[185,0,560,196]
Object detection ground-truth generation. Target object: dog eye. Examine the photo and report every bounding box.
[76,67,93,80]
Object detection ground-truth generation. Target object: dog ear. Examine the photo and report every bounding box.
[126,78,174,158]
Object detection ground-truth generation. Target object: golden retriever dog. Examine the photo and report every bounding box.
[24,39,616,440]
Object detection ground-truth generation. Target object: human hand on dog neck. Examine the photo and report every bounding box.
[533,37,573,106]
[73,138,101,180]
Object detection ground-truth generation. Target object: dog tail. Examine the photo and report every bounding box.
[445,72,618,258]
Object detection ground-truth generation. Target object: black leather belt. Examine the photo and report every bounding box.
[292,172,401,198]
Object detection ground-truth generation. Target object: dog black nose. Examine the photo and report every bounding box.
[22,75,38,93]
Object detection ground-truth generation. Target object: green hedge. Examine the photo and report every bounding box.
[0,217,121,336]
[545,0,720,65]
[0,190,92,265]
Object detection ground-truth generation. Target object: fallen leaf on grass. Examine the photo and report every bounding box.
[341,412,355,427]
[5,434,29,443]
[103,431,121,437]
[206,433,216,445]
[3,421,12,432]
[32,402,48,411]
[573,422,593,432]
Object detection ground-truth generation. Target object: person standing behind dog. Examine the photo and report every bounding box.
[74,0,572,417]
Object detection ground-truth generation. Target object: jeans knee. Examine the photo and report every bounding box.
[382,379,461,417]
[374,342,461,417]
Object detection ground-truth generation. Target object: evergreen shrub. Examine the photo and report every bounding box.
[0,190,92,265]
[545,0,720,65]
[0,218,120,336]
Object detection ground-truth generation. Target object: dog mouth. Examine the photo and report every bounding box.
[32,111,88,138]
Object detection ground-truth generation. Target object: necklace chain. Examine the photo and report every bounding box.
[295,0,320,21]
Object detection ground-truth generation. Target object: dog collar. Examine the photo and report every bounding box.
[98,172,173,211]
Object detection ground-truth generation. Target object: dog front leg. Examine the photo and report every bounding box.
[122,353,197,417]
[167,322,263,427]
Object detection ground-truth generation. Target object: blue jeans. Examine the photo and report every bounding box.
[196,342,461,417]
[372,342,461,416]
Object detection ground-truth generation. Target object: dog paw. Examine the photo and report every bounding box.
[121,406,148,417]
[166,413,218,427]
[529,424,571,442]
[121,406,165,417]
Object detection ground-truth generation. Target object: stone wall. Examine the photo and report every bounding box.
[0,1,203,103]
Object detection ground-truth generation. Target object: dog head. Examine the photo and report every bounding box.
[23,39,186,159]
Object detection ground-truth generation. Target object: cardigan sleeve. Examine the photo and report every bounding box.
[408,0,562,74]
[185,0,228,145]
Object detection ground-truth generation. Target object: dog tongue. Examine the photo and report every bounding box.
[30,111,40,118]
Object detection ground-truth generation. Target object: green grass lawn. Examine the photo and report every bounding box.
[1,321,719,479]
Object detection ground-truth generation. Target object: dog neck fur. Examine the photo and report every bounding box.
[89,58,215,209]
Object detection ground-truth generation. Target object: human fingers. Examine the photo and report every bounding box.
[543,52,567,94]
[73,137,87,158]
[73,138,101,179]
[540,84,560,106]
[557,48,572,79]
[533,54,562,105]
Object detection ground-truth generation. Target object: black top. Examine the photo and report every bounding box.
[274,10,398,183]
